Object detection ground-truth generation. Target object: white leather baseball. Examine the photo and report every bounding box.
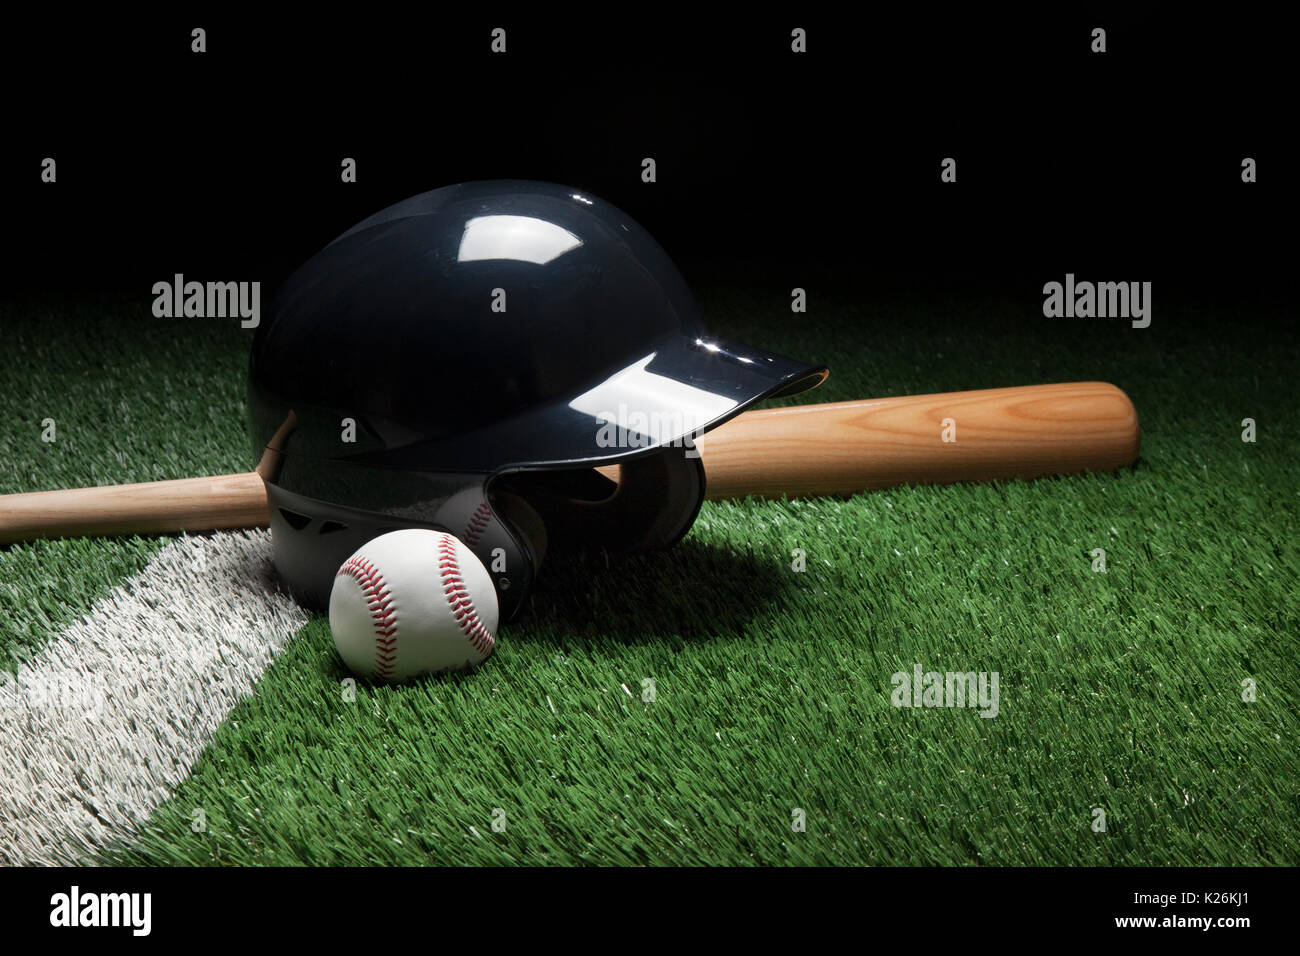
[329,529,499,682]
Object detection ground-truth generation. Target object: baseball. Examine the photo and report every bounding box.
[328,529,499,682]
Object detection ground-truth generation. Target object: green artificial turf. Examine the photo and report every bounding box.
[2,289,1297,865]
[0,295,251,674]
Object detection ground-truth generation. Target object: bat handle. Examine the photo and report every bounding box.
[0,472,268,545]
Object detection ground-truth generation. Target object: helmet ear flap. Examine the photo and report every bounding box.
[605,449,706,551]
[494,448,705,557]
[489,490,548,570]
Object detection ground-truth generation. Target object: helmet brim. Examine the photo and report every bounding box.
[356,332,828,473]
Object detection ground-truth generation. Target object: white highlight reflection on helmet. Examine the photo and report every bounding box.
[568,353,738,445]
[457,215,583,265]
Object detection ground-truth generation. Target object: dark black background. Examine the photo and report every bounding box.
[3,9,1289,310]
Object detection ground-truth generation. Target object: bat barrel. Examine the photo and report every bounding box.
[695,381,1140,499]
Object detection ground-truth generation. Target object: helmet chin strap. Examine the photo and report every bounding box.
[492,446,706,558]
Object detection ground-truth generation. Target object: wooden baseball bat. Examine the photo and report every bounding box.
[0,382,1138,544]
[692,380,1140,499]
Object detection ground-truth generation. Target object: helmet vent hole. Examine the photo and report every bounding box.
[278,508,312,531]
[318,521,348,535]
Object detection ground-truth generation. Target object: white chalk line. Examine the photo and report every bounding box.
[0,530,309,865]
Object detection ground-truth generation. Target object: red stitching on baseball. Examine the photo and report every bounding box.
[337,556,398,678]
[437,534,495,657]
[462,502,493,546]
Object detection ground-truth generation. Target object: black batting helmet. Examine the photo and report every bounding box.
[249,180,827,619]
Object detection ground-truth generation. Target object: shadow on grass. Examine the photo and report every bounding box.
[513,538,790,647]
